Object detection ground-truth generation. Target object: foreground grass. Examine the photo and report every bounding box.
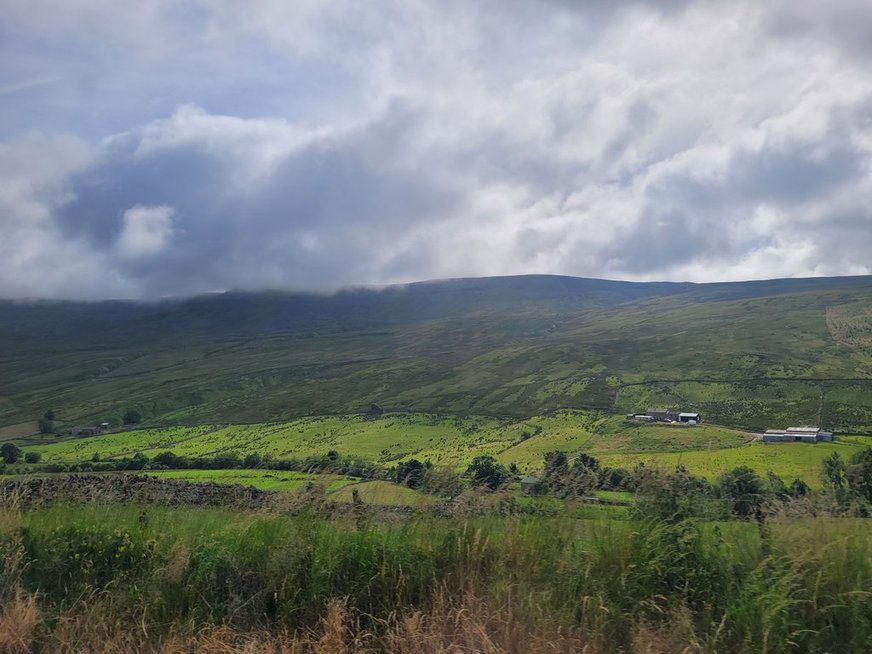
[1,502,871,653]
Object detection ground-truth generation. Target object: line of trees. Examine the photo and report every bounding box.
[454,448,872,521]
[4,449,388,478]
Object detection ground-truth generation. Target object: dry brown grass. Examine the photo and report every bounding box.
[0,590,703,654]
[383,592,588,654]
[0,591,41,654]
[0,488,22,534]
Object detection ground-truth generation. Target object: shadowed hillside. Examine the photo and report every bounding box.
[2,274,872,430]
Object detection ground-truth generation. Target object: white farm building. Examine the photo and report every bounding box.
[762,426,834,443]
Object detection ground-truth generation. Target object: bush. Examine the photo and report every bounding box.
[633,465,726,521]
[24,451,41,464]
[395,459,426,488]
[1,442,22,464]
[122,409,142,425]
[465,455,508,490]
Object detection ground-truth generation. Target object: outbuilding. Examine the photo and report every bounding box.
[763,427,834,443]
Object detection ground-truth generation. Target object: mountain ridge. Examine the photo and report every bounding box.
[2,273,872,431]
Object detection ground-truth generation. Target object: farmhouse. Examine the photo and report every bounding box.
[632,409,702,424]
[71,424,108,437]
[762,427,834,443]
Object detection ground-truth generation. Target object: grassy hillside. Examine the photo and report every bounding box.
[21,411,870,486]
[2,274,872,431]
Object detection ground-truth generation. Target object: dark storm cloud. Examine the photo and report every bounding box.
[51,103,463,296]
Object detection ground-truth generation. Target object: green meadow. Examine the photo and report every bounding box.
[24,411,870,486]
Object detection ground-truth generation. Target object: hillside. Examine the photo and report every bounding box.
[2,274,872,431]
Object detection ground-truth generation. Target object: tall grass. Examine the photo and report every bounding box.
[1,504,870,652]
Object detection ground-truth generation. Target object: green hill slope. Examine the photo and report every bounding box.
[2,274,872,431]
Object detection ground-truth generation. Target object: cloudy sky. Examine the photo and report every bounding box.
[2,0,872,299]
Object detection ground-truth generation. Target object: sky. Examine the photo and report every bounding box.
[2,0,872,299]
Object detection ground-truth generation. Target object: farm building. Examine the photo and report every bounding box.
[633,409,702,423]
[520,475,541,495]
[763,427,834,443]
[70,424,108,437]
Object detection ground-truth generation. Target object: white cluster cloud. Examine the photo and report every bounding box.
[116,205,175,260]
[0,0,871,298]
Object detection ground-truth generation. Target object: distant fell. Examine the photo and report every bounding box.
[2,273,872,431]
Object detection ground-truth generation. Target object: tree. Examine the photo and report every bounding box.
[766,471,789,500]
[822,452,850,506]
[573,453,600,472]
[43,409,55,421]
[396,458,426,488]
[24,451,41,464]
[1,443,22,464]
[847,448,872,504]
[544,451,568,476]
[38,418,54,434]
[822,452,847,490]
[720,466,765,519]
[154,451,182,468]
[125,452,149,470]
[122,409,142,425]
[243,452,263,468]
[465,455,508,490]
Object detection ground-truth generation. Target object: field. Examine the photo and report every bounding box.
[597,437,871,486]
[1,502,870,652]
[19,411,870,487]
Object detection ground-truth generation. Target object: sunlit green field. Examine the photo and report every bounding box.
[26,412,581,466]
[597,436,870,487]
[22,410,872,487]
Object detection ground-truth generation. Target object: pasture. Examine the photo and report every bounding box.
[22,410,870,486]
